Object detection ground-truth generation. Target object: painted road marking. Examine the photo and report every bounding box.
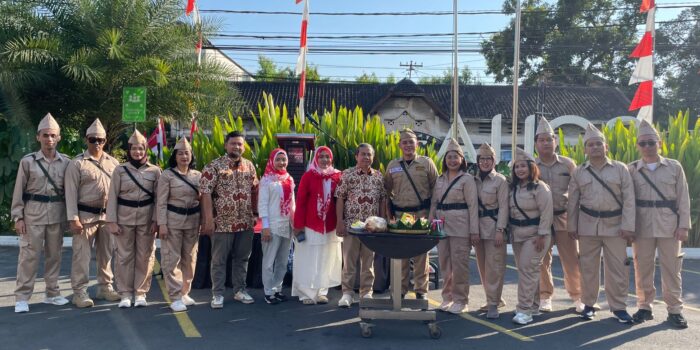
[153,260,202,338]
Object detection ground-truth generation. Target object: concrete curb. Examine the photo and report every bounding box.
[2,236,699,259]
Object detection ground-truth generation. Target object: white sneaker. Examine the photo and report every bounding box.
[233,290,254,304]
[447,303,468,314]
[182,295,196,306]
[539,298,553,312]
[512,312,533,325]
[170,299,187,312]
[43,296,69,306]
[439,300,452,311]
[211,295,224,309]
[573,299,585,313]
[15,301,29,313]
[134,295,147,307]
[338,293,353,308]
[118,298,132,308]
[361,293,373,300]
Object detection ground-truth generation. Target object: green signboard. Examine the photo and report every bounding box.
[122,87,147,122]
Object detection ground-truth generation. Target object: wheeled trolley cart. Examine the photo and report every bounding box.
[348,230,445,339]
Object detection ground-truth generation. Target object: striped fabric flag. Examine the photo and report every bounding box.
[148,117,167,160]
[186,0,203,66]
[295,0,309,124]
[186,0,195,16]
[628,1,655,122]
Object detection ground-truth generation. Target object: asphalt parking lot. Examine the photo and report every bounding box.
[1,245,698,350]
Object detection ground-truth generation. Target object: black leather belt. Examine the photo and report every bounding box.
[636,199,676,209]
[22,193,63,203]
[509,217,541,226]
[436,203,468,211]
[117,197,154,208]
[580,205,622,218]
[392,198,431,213]
[553,209,566,216]
[78,203,106,214]
[167,204,200,215]
[479,208,499,218]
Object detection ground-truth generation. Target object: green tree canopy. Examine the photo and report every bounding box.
[418,65,475,85]
[255,55,326,82]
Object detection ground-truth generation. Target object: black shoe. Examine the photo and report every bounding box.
[274,292,288,302]
[667,313,688,329]
[580,305,596,320]
[613,310,634,325]
[632,309,654,323]
[264,295,280,305]
[415,293,426,300]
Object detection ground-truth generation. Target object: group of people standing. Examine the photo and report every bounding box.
[11,113,690,331]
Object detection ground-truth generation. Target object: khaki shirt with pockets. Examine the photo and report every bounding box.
[567,158,635,237]
[628,156,691,238]
[475,171,510,239]
[106,162,161,226]
[509,181,553,242]
[64,151,119,224]
[429,171,479,237]
[384,156,438,211]
[11,151,69,225]
[157,168,202,230]
[536,154,576,232]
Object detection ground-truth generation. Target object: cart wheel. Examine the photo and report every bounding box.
[428,323,441,339]
[360,322,373,338]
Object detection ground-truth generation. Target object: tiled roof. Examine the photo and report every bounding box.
[233,78,632,121]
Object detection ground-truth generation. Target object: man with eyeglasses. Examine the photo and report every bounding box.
[567,123,636,324]
[64,119,121,307]
[628,120,690,329]
[533,116,583,314]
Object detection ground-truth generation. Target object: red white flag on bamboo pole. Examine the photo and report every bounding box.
[628,1,655,123]
[295,0,309,124]
[186,0,203,66]
[148,117,167,160]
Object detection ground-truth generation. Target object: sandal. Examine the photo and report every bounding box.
[316,295,329,304]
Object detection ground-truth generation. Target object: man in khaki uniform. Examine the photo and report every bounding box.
[12,113,70,313]
[384,129,439,299]
[65,118,121,307]
[568,124,636,324]
[534,116,583,313]
[629,120,690,329]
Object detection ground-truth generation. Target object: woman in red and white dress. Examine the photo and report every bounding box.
[291,146,342,304]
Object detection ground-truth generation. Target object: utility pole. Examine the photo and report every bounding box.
[400,61,423,79]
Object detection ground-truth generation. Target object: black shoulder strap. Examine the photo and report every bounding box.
[169,168,199,194]
[31,154,63,196]
[87,157,112,179]
[638,168,678,215]
[438,175,464,206]
[512,185,531,220]
[585,166,623,208]
[122,165,154,198]
[399,160,423,203]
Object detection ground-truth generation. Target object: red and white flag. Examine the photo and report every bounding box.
[186,0,196,16]
[189,117,198,139]
[628,1,655,122]
[295,0,309,124]
[148,117,167,160]
[186,0,203,66]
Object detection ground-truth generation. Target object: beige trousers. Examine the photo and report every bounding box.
[540,230,582,301]
[401,253,429,294]
[579,235,629,311]
[161,228,199,300]
[15,223,64,301]
[70,222,114,294]
[114,224,156,298]
[438,236,471,305]
[341,234,375,296]
[633,237,684,313]
[475,239,507,306]
[513,235,551,314]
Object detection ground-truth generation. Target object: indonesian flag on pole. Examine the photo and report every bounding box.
[628,1,655,123]
[186,1,203,66]
[189,117,198,139]
[148,117,166,160]
[295,0,309,124]
[186,0,196,16]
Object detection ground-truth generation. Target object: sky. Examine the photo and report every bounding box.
[200,0,689,84]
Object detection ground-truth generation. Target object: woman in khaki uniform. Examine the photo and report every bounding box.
[106,130,161,308]
[157,138,201,312]
[428,138,479,314]
[474,143,510,319]
[509,148,553,325]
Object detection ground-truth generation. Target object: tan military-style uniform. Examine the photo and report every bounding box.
[629,157,691,314]
[11,150,69,302]
[568,158,635,311]
[384,155,438,295]
[509,181,553,315]
[157,168,201,300]
[65,151,119,297]
[474,170,509,308]
[429,170,479,306]
[536,155,582,302]
[106,162,161,298]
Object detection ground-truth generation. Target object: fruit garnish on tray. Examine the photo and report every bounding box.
[388,213,430,230]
